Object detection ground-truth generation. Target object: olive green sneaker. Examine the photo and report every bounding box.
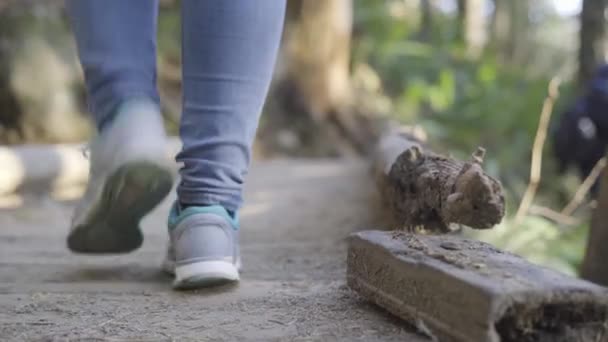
[68,100,174,254]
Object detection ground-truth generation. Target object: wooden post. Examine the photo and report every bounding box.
[581,161,608,285]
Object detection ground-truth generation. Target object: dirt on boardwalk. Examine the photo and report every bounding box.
[0,159,427,341]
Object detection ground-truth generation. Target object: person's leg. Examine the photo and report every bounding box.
[177,0,286,212]
[66,0,173,254]
[67,0,160,130]
[166,1,286,289]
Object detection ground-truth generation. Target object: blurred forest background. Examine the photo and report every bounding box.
[0,0,606,278]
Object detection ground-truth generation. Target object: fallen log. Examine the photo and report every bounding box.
[372,128,505,232]
[349,127,608,341]
[348,230,608,342]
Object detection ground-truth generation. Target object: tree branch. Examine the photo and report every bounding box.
[561,157,607,217]
[514,77,561,224]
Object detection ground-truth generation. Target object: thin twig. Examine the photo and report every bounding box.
[561,157,607,216]
[529,205,581,226]
[514,77,561,224]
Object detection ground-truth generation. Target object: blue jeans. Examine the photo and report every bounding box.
[67,0,286,213]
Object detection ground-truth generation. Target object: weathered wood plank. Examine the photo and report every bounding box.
[347,230,608,342]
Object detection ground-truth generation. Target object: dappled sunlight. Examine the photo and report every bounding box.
[0,194,24,209]
[0,139,182,208]
[0,147,26,196]
[0,144,88,197]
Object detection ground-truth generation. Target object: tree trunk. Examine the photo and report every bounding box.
[490,0,511,53]
[489,1,530,64]
[261,0,375,156]
[580,163,608,285]
[0,1,91,144]
[457,0,486,58]
[579,0,608,87]
[509,1,529,62]
[418,0,433,42]
[284,0,352,119]
[456,0,465,40]
[0,5,24,143]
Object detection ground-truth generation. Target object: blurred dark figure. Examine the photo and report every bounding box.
[553,64,608,195]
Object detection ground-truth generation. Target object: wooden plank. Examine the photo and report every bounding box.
[347,230,608,342]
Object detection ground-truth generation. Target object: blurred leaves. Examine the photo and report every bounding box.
[353,0,588,273]
[468,216,589,276]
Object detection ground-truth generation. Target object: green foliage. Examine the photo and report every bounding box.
[158,5,182,61]
[353,0,588,274]
[468,216,589,276]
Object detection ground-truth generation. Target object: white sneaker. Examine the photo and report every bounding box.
[68,100,174,254]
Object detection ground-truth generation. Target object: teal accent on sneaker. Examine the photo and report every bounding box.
[167,203,239,231]
[164,202,241,290]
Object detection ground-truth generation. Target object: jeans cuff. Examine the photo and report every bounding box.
[176,189,242,214]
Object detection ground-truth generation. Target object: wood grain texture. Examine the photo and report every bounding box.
[347,230,608,342]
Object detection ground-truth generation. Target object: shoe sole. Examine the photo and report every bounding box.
[163,258,242,275]
[67,161,173,254]
[173,260,240,290]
